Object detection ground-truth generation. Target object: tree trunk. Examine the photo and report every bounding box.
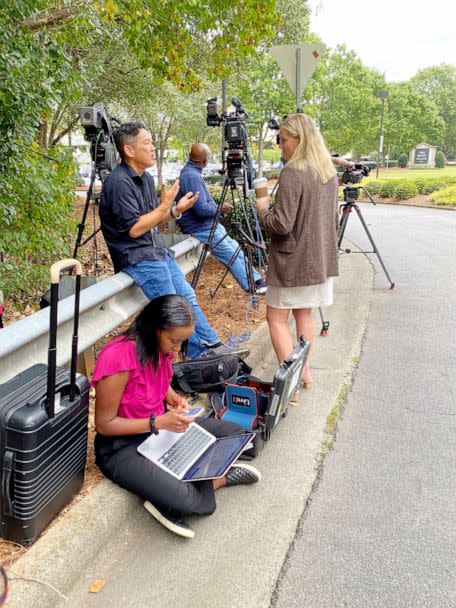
[37,122,48,149]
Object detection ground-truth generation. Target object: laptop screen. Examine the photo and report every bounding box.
[182,434,254,481]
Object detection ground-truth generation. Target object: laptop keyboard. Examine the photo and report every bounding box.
[158,425,211,476]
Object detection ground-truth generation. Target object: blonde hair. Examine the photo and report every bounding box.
[281,113,336,183]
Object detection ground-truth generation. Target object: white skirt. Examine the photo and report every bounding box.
[265,278,333,309]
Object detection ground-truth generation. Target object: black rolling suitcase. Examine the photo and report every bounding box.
[0,259,90,545]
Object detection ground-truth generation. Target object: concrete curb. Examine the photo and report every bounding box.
[5,312,273,606]
[7,249,374,608]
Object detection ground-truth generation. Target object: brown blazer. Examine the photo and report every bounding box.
[259,165,339,287]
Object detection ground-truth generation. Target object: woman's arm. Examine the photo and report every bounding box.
[165,385,190,409]
[258,168,303,236]
[95,372,194,436]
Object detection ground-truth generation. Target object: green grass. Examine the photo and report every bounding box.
[374,166,456,180]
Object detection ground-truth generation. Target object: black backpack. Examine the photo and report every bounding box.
[172,353,251,395]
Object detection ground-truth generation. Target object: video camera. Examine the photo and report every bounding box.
[206,96,251,179]
[341,163,371,185]
[79,103,119,179]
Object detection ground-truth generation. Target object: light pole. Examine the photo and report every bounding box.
[376,90,388,178]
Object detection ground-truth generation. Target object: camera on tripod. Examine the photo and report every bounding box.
[341,163,371,185]
[79,103,119,179]
[206,96,250,178]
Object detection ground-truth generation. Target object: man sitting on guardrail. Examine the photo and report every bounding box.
[99,122,234,359]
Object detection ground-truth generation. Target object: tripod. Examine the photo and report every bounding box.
[317,184,394,336]
[73,164,105,262]
[338,185,395,288]
[191,169,267,298]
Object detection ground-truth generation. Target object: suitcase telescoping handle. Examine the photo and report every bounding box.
[46,259,83,418]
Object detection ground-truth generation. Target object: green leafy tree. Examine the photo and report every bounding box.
[383,83,444,157]
[312,45,385,157]
[1,1,280,302]
[230,0,312,174]
[410,64,456,157]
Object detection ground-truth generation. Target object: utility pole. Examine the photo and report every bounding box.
[376,90,388,178]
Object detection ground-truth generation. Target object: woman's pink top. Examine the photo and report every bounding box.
[91,336,174,419]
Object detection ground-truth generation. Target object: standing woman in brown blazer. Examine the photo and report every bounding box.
[255,113,339,389]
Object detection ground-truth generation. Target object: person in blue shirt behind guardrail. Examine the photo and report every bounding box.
[176,143,266,295]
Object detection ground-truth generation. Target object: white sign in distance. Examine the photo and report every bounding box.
[271,43,327,95]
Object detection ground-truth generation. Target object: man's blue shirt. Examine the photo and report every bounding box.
[177,160,218,234]
[99,161,169,272]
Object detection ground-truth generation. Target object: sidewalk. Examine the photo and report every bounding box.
[7,250,373,608]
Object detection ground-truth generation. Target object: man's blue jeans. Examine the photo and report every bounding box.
[124,255,218,358]
[192,224,261,292]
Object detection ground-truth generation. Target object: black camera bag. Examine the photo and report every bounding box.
[172,353,251,395]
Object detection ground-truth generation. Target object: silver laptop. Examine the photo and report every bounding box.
[137,423,254,482]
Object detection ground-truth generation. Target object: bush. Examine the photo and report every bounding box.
[0,146,77,300]
[430,184,456,205]
[263,170,280,180]
[435,150,446,168]
[379,180,401,198]
[398,153,408,168]
[362,179,382,196]
[205,174,223,185]
[418,179,447,194]
[394,181,418,200]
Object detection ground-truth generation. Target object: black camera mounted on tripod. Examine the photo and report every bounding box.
[79,103,120,181]
[73,104,120,260]
[341,163,371,185]
[206,96,251,181]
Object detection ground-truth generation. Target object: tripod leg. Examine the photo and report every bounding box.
[353,204,395,288]
[191,181,229,289]
[318,307,330,336]
[209,246,244,298]
[73,168,97,259]
[338,205,351,249]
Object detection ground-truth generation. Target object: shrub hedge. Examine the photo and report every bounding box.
[379,180,402,198]
[398,153,408,168]
[362,179,382,195]
[361,175,456,202]
[430,184,456,205]
[394,181,418,200]
[435,150,446,169]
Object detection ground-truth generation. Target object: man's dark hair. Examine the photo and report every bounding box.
[122,295,195,369]
[113,122,147,161]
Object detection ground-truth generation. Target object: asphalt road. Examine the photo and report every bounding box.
[272,203,456,608]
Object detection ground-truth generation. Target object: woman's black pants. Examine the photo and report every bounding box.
[95,418,243,517]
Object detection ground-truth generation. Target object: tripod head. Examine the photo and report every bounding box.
[342,185,376,205]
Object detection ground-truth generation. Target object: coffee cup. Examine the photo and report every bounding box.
[253,177,268,198]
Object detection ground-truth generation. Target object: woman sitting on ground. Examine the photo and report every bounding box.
[92,294,260,539]
[255,113,339,392]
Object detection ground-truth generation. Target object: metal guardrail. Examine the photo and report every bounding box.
[0,236,202,384]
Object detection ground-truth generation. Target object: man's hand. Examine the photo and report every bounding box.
[159,179,180,210]
[175,191,199,214]
[221,202,233,215]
